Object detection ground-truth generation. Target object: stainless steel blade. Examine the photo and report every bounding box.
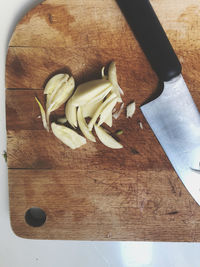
[141,75,200,205]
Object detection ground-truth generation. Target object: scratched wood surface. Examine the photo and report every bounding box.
[6,0,200,241]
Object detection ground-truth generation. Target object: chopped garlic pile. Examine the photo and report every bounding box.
[35,62,135,150]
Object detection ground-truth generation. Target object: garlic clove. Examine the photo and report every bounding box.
[71,79,112,106]
[98,97,118,126]
[51,122,86,149]
[77,107,96,142]
[94,124,123,149]
[65,98,77,128]
[35,97,49,131]
[126,102,136,118]
[88,92,117,131]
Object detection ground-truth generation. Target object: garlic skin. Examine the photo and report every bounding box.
[126,102,136,118]
[94,124,123,149]
[51,122,86,149]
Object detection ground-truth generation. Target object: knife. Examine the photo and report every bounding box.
[116,0,200,205]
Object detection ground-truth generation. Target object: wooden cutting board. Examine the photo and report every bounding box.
[6,0,200,241]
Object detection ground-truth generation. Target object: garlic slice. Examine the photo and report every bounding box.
[87,85,113,105]
[47,76,75,112]
[81,100,102,118]
[46,75,70,112]
[88,92,117,131]
[104,113,113,127]
[77,107,96,142]
[45,74,75,128]
[126,102,136,118]
[57,117,67,124]
[94,124,123,149]
[65,98,77,128]
[108,61,124,102]
[51,122,86,149]
[113,102,124,119]
[71,79,112,106]
[35,97,48,131]
[139,121,143,130]
[101,66,108,80]
[44,74,68,95]
[98,97,118,126]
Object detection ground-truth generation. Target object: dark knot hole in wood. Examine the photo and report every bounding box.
[25,207,46,227]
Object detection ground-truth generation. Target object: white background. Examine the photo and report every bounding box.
[1,0,200,266]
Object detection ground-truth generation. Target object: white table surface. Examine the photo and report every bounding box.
[1,0,200,266]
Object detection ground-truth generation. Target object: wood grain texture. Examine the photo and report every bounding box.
[6,0,200,240]
[8,169,200,241]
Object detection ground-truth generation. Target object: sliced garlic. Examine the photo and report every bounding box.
[87,85,113,105]
[101,66,108,80]
[37,62,127,150]
[81,100,102,118]
[45,74,75,127]
[51,122,86,149]
[104,112,113,127]
[108,61,124,102]
[46,75,70,112]
[57,117,67,124]
[98,97,118,126]
[126,102,136,118]
[35,97,48,131]
[47,76,75,112]
[139,121,143,130]
[44,74,69,95]
[88,92,117,131]
[65,98,77,128]
[113,102,124,119]
[71,79,112,106]
[94,124,123,149]
[77,107,96,142]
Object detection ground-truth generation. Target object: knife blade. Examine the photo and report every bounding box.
[116,0,200,205]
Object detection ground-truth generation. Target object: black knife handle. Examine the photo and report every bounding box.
[116,0,182,81]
